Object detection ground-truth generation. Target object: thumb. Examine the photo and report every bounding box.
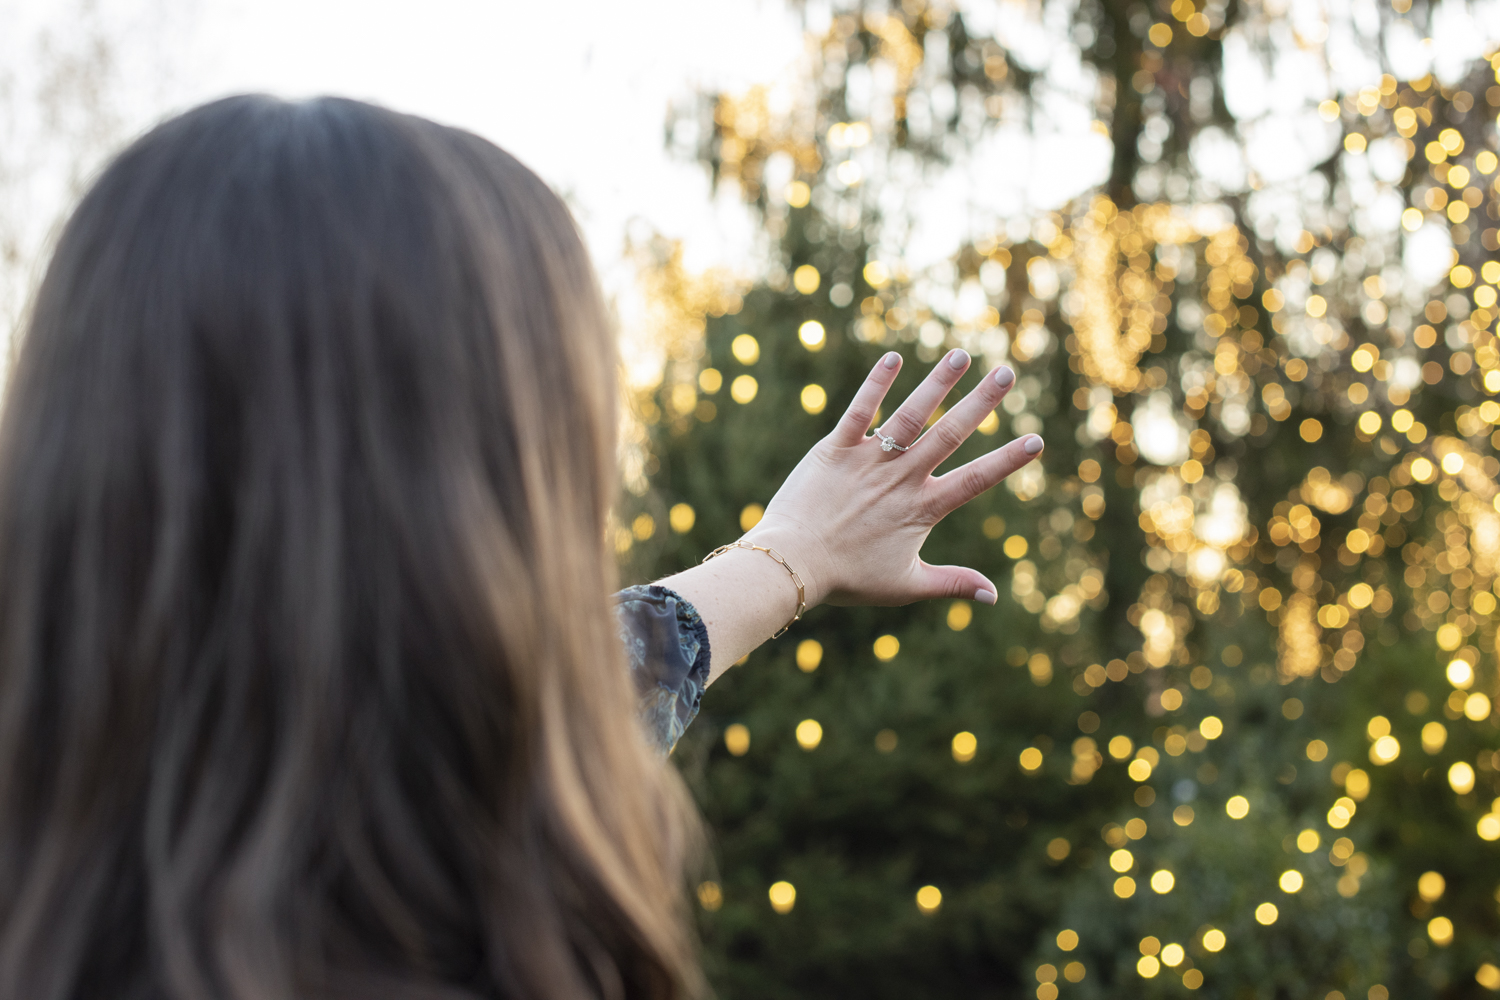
[916,561,999,605]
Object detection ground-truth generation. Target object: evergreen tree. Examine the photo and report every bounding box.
[618,3,1500,996]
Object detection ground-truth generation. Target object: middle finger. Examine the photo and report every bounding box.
[909,364,1016,472]
[874,349,971,451]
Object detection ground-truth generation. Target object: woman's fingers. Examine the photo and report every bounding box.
[874,349,971,451]
[926,433,1044,516]
[831,351,903,446]
[910,364,1015,472]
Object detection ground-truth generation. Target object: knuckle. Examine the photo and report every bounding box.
[958,465,991,502]
[844,404,874,430]
[886,411,923,444]
[934,419,967,452]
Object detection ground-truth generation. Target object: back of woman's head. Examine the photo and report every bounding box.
[0,95,699,1000]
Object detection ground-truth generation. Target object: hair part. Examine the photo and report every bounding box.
[0,95,701,1000]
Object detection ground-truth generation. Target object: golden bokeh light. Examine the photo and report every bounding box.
[1417,871,1446,902]
[1369,735,1400,765]
[795,719,823,750]
[724,723,750,757]
[697,881,723,911]
[792,264,820,295]
[1421,721,1448,754]
[1448,659,1475,689]
[668,502,695,533]
[795,639,822,672]
[915,885,942,914]
[951,731,977,763]
[768,881,796,914]
[730,333,760,365]
[797,320,825,351]
[730,374,758,404]
[872,634,899,661]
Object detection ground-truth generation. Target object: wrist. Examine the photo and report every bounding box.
[740,522,833,609]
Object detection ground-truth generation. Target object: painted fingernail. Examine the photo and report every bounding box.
[883,351,901,369]
[1024,435,1044,455]
[976,589,997,605]
[948,349,970,370]
[994,365,1015,388]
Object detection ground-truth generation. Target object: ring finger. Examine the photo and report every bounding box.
[874,349,971,452]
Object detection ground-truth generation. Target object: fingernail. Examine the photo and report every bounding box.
[994,365,1015,388]
[975,589,997,605]
[1024,435,1044,455]
[948,349,970,370]
[883,352,901,369]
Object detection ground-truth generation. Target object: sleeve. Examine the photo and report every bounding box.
[612,584,712,756]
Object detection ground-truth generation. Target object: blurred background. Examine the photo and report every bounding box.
[7,0,1500,997]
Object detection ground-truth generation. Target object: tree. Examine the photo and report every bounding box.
[619,1,1500,996]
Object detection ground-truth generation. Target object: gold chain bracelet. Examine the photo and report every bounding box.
[701,540,806,638]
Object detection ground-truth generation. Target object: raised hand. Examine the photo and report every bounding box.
[743,348,1043,609]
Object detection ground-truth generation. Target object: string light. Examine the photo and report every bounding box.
[654,11,1500,986]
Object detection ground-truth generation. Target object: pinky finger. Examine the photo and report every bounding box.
[830,351,902,447]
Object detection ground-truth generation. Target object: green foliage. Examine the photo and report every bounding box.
[623,3,1500,996]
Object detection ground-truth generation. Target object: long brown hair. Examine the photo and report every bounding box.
[0,95,700,1000]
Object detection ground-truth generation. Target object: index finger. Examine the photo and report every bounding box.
[830,351,903,447]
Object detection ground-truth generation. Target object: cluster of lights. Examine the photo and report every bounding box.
[643,7,1500,994]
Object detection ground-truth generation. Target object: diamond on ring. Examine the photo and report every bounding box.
[875,429,909,452]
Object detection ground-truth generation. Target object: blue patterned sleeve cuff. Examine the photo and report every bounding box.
[613,585,711,756]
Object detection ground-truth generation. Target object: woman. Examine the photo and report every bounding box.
[0,96,1039,999]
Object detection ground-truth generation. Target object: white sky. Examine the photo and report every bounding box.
[192,0,807,278]
[8,0,1492,349]
[0,0,807,312]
